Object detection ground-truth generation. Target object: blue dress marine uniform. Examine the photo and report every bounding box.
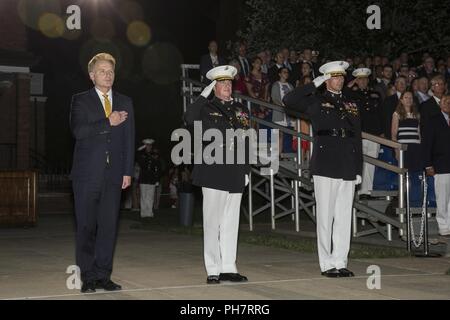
[283,61,363,277]
[184,65,250,284]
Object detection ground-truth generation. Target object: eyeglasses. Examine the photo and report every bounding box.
[96,70,114,77]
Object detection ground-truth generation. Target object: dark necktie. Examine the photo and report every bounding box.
[243,59,249,76]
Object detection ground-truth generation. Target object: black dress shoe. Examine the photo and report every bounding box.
[321,268,340,278]
[95,279,122,291]
[206,275,220,284]
[219,273,248,282]
[338,268,355,277]
[81,281,96,293]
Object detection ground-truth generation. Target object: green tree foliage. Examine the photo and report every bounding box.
[238,0,450,59]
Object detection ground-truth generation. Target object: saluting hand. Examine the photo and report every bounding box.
[200,80,217,98]
[313,74,331,88]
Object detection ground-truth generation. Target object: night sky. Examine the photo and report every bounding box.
[24,0,228,169]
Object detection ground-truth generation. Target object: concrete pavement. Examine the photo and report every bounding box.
[1,213,450,300]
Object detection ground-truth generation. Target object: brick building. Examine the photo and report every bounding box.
[0,0,45,170]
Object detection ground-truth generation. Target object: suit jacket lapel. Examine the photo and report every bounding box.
[89,88,106,119]
[439,112,449,129]
[113,91,120,112]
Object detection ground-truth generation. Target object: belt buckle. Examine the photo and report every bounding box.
[340,128,346,138]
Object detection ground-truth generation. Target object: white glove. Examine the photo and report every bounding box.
[200,80,217,98]
[313,74,331,88]
[356,175,362,185]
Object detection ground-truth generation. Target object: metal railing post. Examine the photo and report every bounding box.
[294,176,300,232]
[181,66,187,113]
[189,82,194,104]
[247,99,254,232]
[422,171,429,256]
[352,208,358,237]
[248,170,253,231]
[405,171,411,252]
[291,180,295,221]
[399,149,405,239]
[270,168,275,230]
[297,119,302,185]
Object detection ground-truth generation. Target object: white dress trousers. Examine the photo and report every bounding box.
[313,176,356,272]
[139,184,156,218]
[434,174,450,234]
[202,187,243,276]
[359,139,380,195]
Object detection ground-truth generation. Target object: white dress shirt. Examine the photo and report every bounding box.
[95,87,113,113]
[210,54,219,67]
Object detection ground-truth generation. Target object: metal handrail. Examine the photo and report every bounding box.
[362,132,407,151]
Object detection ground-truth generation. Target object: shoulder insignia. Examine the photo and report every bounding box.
[321,102,335,108]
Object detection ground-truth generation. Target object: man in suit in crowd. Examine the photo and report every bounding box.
[445,56,450,91]
[284,61,363,278]
[70,53,135,293]
[415,77,431,104]
[373,65,394,102]
[420,75,447,129]
[268,51,286,84]
[418,57,440,80]
[381,76,407,139]
[301,48,319,78]
[236,42,250,78]
[200,40,226,84]
[423,95,450,237]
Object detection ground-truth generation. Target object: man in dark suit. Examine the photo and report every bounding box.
[236,42,250,78]
[381,76,407,139]
[420,75,447,129]
[417,57,440,80]
[445,56,450,91]
[302,48,319,78]
[284,61,362,278]
[373,65,394,102]
[423,95,450,236]
[70,53,135,293]
[268,51,286,84]
[200,40,226,84]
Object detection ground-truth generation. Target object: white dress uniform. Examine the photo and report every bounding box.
[137,139,158,218]
[351,68,383,196]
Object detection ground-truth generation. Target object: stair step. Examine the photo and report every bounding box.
[38,192,73,214]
